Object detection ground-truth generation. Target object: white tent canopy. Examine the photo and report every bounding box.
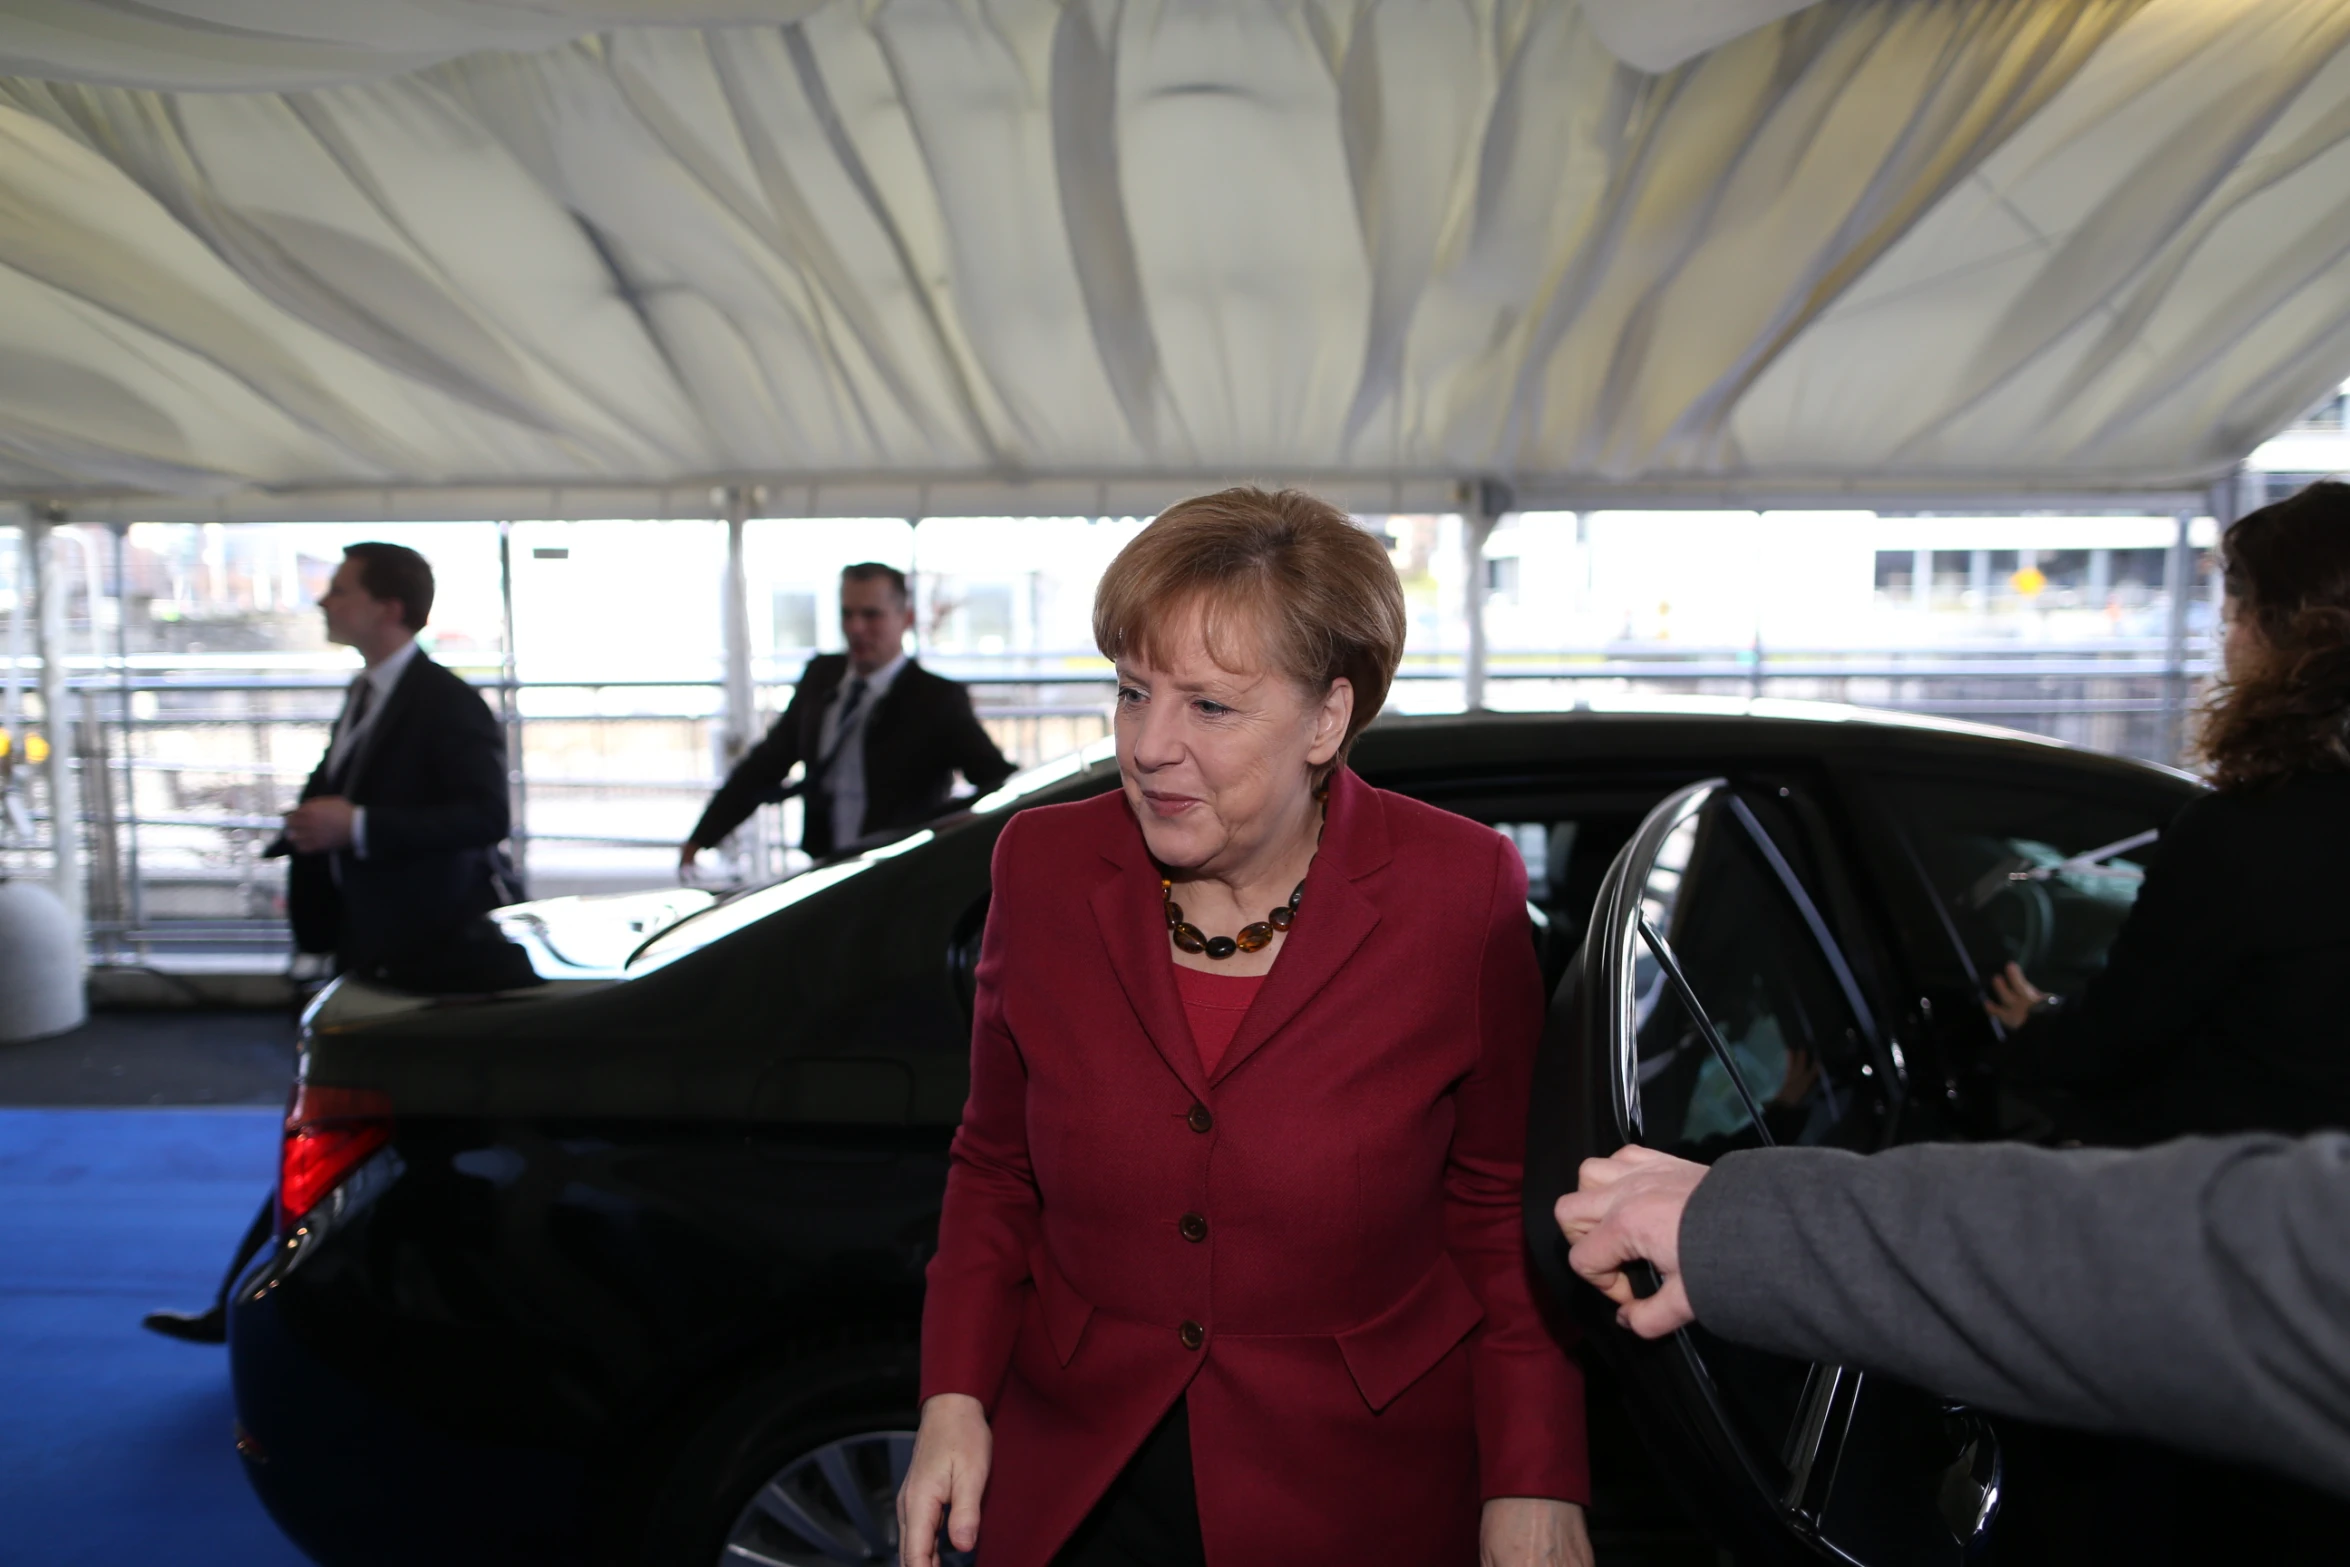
[5,0,2350,521]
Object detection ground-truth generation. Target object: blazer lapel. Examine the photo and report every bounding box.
[1087,843,1212,1104]
[1208,768,1393,1087]
[799,658,846,773]
[790,656,840,759]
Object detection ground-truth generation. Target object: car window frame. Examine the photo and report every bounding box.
[1608,781,1900,1156]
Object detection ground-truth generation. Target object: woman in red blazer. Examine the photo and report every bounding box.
[899,489,1591,1567]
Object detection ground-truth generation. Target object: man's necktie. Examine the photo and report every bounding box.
[326,675,377,790]
[821,677,868,767]
[341,676,374,739]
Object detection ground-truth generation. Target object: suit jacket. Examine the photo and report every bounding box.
[689,654,1014,860]
[1683,1132,2350,1505]
[2001,772,2350,1143]
[270,651,513,972]
[920,768,1589,1566]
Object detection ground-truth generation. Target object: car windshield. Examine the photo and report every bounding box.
[624,736,1118,972]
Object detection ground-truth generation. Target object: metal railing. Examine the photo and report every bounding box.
[0,663,1121,957]
[0,639,2212,960]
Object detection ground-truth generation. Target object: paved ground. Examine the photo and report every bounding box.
[0,1010,297,1107]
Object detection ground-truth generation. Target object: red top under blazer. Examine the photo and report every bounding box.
[920,767,1590,1565]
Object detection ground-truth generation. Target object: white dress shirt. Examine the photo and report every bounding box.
[327,636,419,860]
[816,652,906,850]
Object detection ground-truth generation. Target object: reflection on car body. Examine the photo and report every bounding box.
[230,702,2197,1567]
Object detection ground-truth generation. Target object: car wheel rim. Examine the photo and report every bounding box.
[719,1429,973,1567]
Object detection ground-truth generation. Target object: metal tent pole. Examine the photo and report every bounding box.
[2161,510,2195,765]
[27,514,86,960]
[2166,466,2243,766]
[4,523,24,764]
[110,522,143,945]
[1461,480,1511,712]
[496,521,529,894]
[719,488,770,879]
[53,525,120,955]
[906,516,922,656]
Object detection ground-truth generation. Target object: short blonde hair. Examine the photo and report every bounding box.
[1093,487,1406,765]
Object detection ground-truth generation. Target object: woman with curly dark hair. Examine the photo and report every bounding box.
[1986,479,2350,1144]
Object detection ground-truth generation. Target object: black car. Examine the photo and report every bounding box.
[227,704,2196,1566]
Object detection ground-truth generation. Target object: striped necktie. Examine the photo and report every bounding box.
[821,676,868,766]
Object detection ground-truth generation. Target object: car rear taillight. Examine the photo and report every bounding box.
[278,1084,394,1236]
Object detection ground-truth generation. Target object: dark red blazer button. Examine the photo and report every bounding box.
[1186,1103,1213,1134]
[1178,1320,1205,1350]
[1178,1212,1208,1243]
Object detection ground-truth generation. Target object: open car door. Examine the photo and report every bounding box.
[1526,780,2003,1566]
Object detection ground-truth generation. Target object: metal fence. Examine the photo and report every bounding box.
[1468,638,2215,763]
[0,639,2212,963]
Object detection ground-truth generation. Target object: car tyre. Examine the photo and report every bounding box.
[630,1336,970,1567]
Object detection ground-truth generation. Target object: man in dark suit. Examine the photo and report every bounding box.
[144,541,513,1344]
[680,563,1014,872]
[271,542,514,975]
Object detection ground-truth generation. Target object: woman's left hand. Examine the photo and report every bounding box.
[1480,1498,1594,1567]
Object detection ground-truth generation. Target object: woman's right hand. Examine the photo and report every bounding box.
[896,1392,991,1566]
[1986,961,2048,1030]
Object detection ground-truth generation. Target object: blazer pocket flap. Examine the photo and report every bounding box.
[1028,1242,1095,1367]
[1335,1253,1487,1412]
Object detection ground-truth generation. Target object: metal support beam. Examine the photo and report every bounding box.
[109,522,143,944]
[5,523,25,769]
[34,473,2221,527]
[2160,510,2196,766]
[1461,480,1510,712]
[718,488,770,879]
[906,516,923,655]
[26,515,86,957]
[495,521,529,895]
[52,524,120,954]
[2165,469,2241,765]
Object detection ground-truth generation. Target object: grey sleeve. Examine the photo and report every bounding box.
[1679,1134,2350,1500]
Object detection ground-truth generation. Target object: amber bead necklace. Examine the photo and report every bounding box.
[1162,876,1301,960]
[1160,796,1325,961]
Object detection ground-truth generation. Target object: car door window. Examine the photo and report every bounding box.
[1631,791,1891,1159]
[1875,774,2177,997]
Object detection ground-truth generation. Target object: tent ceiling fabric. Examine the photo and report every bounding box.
[4,0,2350,521]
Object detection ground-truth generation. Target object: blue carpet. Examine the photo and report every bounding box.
[0,1109,311,1567]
